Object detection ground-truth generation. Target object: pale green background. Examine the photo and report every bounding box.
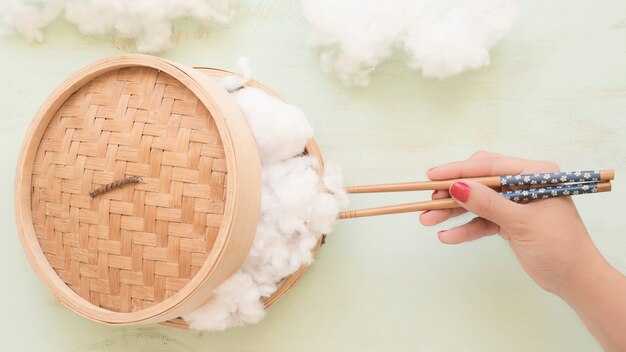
[1,1,625,351]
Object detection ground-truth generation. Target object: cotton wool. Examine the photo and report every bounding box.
[233,89,314,164]
[182,67,347,331]
[302,0,517,85]
[0,0,233,52]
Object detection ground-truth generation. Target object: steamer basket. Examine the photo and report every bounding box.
[15,55,262,325]
[15,55,326,328]
[162,68,326,329]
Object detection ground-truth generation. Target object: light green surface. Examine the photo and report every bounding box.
[1,1,625,351]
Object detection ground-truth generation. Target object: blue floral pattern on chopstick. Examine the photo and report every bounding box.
[499,170,600,186]
[501,182,599,202]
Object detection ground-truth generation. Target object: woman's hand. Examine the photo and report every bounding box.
[420,151,604,296]
[421,152,626,351]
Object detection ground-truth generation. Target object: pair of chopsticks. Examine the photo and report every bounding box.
[338,170,614,219]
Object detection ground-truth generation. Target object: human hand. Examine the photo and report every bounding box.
[420,151,605,296]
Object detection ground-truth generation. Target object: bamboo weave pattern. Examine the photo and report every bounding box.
[30,67,228,313]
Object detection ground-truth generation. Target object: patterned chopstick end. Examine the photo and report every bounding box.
[502,181,610,203]
[499,170,604,187]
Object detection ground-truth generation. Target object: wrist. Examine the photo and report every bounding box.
[554,246,626,352]
[557,246,611,305]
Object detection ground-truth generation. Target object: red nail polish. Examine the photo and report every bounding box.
[450,182,470,202]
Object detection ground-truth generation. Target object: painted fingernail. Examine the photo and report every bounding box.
[450,182,470,202]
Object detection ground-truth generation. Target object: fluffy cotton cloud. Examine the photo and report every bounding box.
[234,88,314,165]
[302,0,517,85]
[0,0,233,52]
[183,63,347,331]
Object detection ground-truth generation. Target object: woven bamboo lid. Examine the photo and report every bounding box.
[14,55,261,325]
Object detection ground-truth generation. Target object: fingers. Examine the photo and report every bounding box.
[468,150,500,160]
[432,189,449,200]
[422,152,559,245]
[428,156,534,180]
[438,217,500,244]
[449,180,526,225]
[420,208,466,226]
[427,153,560,181]
[420,189,466,225]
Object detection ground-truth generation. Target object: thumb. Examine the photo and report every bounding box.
[449,181,524,225]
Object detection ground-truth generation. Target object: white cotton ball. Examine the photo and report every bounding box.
[218,57,252,91]
[237,57,252,82]
[183,272,264,330]
[183,293,234,331]
[404,0,516,78]
[0,0,63,42]
[186,67,345,331]
[292,233,318,265]
[303,0,407,86]
[135,20,174,53]
[2,0,233,52]
[309,193,340,234]
[187,152,344,330]
[261,157,320,234]
[63,0,119,36]
[302,0,516,85]
[219,75,245,92]
[233,88,314,164]
[321,161,349,208]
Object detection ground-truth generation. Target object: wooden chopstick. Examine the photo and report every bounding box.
[345,169,614,194]
[338,181,612,219]
[338,198,457,219]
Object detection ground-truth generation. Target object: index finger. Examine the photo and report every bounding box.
[427,155,557,181]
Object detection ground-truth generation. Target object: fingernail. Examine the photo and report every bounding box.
[450,182,470,202]
[421,210,431,215]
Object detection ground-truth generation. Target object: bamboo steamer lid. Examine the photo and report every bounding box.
[14,55,261,325]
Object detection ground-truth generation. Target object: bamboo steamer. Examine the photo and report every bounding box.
[15,55,325,327]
